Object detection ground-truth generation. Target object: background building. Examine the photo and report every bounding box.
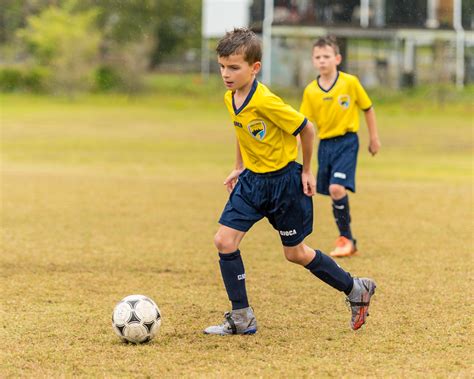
[245,0,473,88]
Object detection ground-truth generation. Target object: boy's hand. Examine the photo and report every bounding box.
[224,169,244,193]
[369,138,381,156]
[301,170,316,197]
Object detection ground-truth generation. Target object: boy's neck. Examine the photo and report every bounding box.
[319,69,338,86]
[234,76,256,99]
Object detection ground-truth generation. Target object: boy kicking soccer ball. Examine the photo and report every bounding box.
[300,36,381,258]
[204,28,376,336]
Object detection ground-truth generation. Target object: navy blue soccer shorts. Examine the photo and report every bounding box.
[219,161,313,247]
[316,132,359,195]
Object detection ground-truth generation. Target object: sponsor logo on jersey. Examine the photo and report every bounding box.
[279,229,297,236]
[338,94,350,109]
[234,121,243,128]
[247,119,267,141]
[323,96,333,101]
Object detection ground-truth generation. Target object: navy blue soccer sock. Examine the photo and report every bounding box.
[332,195,353,241]
[305,250,353,295]
[219,250,249,310]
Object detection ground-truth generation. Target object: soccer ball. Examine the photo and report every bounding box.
[112,294,161,344]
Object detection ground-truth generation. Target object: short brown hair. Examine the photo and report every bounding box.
[216,28,262,64]
[313,36,340,55]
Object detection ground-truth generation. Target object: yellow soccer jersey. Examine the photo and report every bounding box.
[224,80,307,173]
[300,71,372,140]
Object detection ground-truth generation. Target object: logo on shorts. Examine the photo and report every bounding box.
[247,120,266,141]
[338,95,350,109]
[279,229,297,237]
[237,274,246,280]
[334,172,346,179]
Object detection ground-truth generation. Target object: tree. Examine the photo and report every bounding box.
[75,0,202,67]
[17,1,101,94]
[151,0,201,66]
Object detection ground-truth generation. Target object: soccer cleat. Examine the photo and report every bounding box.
[346,277,376,330]
[330,236,358,257]
[203,307,258,335]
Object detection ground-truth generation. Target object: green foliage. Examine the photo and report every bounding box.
[151,0,202,65]
[17,1,102,94]
[74,0,202,66]
[1,1,204,93]
[0,66,50,93]
[0,0,53,44]
[0,68,23,92]
[94,65,123,92]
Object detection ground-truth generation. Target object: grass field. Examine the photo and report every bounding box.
[1,79,473,377]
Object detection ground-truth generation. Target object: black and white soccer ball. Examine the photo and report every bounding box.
[112,294,161,344]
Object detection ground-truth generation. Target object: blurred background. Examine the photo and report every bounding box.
[0,0,472,95]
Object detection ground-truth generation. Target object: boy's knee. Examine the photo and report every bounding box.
[283,245,306,265]
[214,232,236,253]
[329,184,346,199]
[285,252,300,264]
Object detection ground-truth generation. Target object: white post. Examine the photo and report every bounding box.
[453,0,465,89]
[426,0,439,28]
[360,0,370,28]
[404,39,415,74]
[262,0,274,85]
[374,0,385,27]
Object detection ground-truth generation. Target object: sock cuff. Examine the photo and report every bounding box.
[333,195,349,206]
[304,250,322,270]
[219,249,241,261]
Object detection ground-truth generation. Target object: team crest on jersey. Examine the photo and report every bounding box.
[247,120,266,141]
[338,95,350,109]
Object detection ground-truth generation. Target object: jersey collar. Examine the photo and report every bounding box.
[317,71,339,93]
[232,79,258,115]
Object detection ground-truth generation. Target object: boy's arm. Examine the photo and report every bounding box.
[364,107,381,156]
[223,138,245,193]
[298,121,316,196]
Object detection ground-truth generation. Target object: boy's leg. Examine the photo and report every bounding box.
[204,227,258,335]
[330,185,352,240]
[328,133,359,257]
[214,225,248,310]
[329,184,357,257]
[283,243,353,293]
[283,242,376,330]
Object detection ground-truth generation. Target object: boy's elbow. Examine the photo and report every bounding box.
[364,106,375,115]
[302,120,315,135]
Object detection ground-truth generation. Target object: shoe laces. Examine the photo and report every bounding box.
[221,311,232,325]
[223,311,237,334]
[345,297,352,311]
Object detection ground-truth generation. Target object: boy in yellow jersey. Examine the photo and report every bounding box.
[300,36,381,258]
[204,28,376,335]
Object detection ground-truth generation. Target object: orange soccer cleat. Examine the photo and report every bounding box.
[330,236,358,257]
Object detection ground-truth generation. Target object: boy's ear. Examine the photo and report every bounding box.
[252,61,262,75]
[335,54,342,66]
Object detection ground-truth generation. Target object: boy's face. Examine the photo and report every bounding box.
[312,45,341,76]
[218,53,261,91]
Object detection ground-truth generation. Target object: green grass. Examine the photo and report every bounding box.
[1,84,473,377]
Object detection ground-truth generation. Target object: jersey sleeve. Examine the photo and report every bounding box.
[262,93,307,136]
[354,78,372,111]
